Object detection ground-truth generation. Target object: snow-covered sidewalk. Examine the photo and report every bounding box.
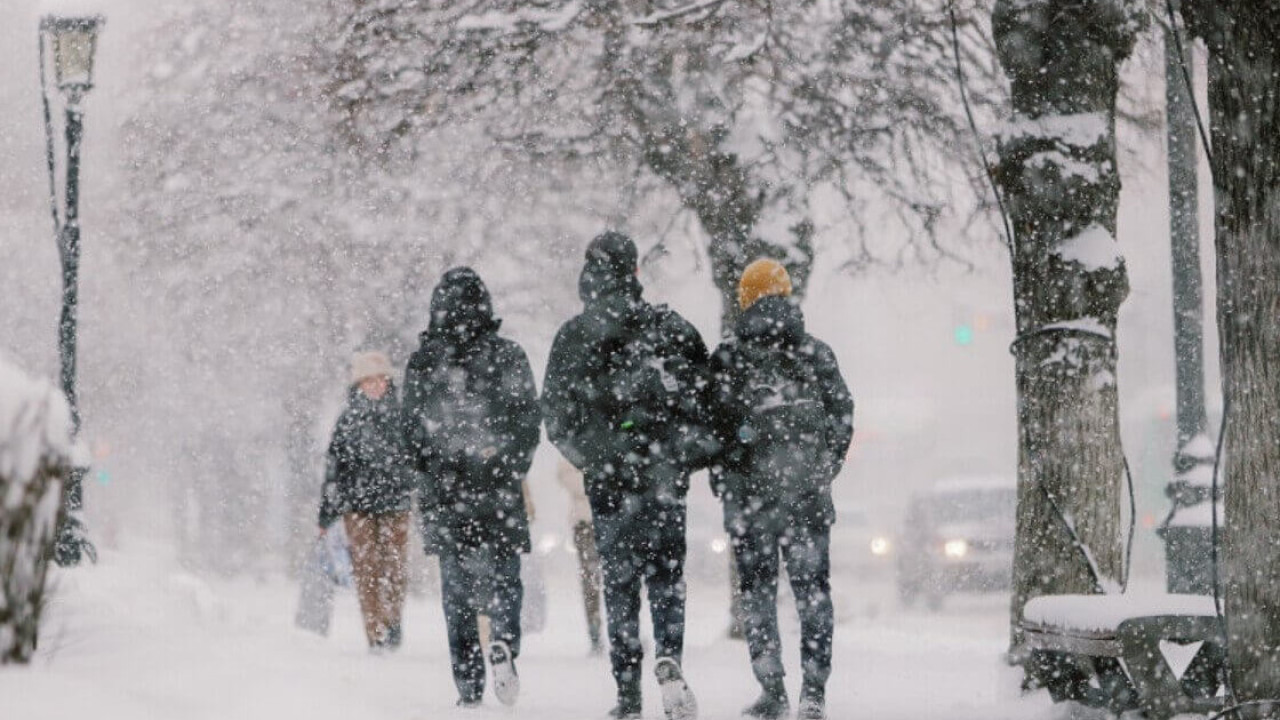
[1,543,1046,720]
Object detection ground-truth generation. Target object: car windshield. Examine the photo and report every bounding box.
[925,488,1015,524]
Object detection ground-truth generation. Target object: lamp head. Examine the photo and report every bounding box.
[41,15,104,96]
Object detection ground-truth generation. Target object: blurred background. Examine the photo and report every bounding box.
[0,0,1219,607]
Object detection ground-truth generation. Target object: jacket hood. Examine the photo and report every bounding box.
[427,267,500,342]
[735,295,805,347]
[578,231,643,306]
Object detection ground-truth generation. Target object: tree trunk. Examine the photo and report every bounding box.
[1181,2,1280,707]
[992,0,1142,654]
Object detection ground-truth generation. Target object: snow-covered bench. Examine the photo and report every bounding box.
[1020,593,1225,720]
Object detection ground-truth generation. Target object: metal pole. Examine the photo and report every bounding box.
[1166,4,1209,478]
[58,95,85,513]
[1160,4,1214,593]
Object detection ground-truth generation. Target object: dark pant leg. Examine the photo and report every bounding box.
[782,523,834,692]
[733,520,784,684]
[644,494,688,663]
[595,500,645,688]
[574,520,604,644]
[439,550,485,701]
[486,550,524,658]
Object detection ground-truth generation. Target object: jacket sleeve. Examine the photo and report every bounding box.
[318,410,353,529]
[664,312,721,470]
[498,341,540,479]
[812,339,854,482]
[400,352,435,474]
[541,322,603,470]
[706,342,746,496]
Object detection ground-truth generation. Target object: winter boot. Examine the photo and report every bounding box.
[489,641,520,706]
[796,684,826,720]
[386,623,403,651]
[607,681,642,719]
[456,696,482,710]
[655,657,698,720]
[742,679,789,719]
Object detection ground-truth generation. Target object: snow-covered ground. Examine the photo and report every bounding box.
[2,540,1048,720]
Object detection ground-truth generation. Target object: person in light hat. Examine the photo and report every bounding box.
[318,350,413,652]
[708,258,854,720]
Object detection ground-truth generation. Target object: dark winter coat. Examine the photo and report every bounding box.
[542,233,716,515]
[403,267,539,555]
[708,295,854,528]
[319,386,414,529]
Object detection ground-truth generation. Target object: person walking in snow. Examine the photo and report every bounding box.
[402,267,539,709]
[558,457,604,654]
[542,231,716,720]
[708,259,854,720]
[318,351,414,652]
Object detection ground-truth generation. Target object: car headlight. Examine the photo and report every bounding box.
[869,536,891,556]
[538,533,561,555]
[710,537,728,555]
[943,539,969,559]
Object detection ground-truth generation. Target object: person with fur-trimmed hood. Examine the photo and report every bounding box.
[542,231,715,720]
[402,267,539,709]
[708,259,854,720]
[318,351,414,652]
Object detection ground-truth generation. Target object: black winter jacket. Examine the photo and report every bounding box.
[319,386,414,528]
[708,296,854,527]
[403,268,539,554]
[542,249,714,514]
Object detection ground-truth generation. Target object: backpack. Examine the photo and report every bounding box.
[600,305,686,435]
[735,345,829,499]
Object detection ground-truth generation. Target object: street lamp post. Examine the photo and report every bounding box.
[40,14,104,567]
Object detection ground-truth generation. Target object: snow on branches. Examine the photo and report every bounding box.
[328,0,999,327]
[0,354,81,663]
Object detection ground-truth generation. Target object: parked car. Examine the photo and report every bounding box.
[896,476,1016,609]
[831,504,896,582]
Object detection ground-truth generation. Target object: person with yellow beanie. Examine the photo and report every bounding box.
[707,258,854,720]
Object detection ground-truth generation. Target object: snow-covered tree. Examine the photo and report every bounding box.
[1179,0,1280,705]
[330,0,997,331]
[993,0,1144,658]
[117,0,604,569]
[0,355,80,663]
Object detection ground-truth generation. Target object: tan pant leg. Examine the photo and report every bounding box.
[344,513,385,646]
[377,513,410,632]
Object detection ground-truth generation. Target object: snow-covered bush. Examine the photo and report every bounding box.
[0,354,80,664]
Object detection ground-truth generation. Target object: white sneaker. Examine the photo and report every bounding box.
[654,657,697,720]
[489,641,520,706]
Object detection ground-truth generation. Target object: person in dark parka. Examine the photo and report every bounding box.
[708,259,854,720]
[318,351,414,651]
[542,231,713,720]
[402,267,539,709]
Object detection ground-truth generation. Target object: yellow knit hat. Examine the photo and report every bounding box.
[738,258,793,310]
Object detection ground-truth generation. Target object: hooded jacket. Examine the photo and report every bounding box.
[319,384,414,528]
[542,233,714,513]
[708,295,854,527]
[402,267,539,554]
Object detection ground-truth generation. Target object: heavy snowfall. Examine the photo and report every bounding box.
[5,0,1279,719]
